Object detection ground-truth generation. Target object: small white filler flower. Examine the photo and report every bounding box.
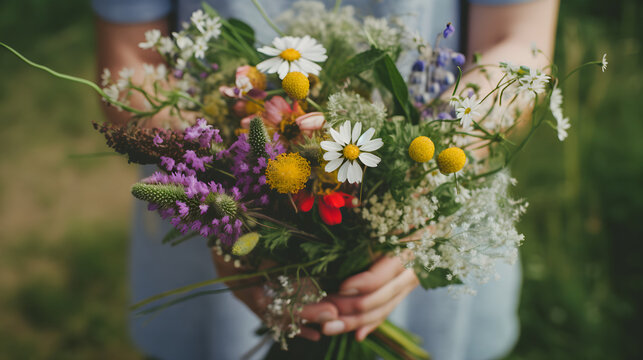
[601,53,608,72]
[455,97,481,129]
[256,36,327,79]
[321,121,383,184]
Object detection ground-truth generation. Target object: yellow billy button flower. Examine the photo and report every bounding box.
[265,153,311,194]
[232,232,260,256]
[281,72,310,100]
[437,147,466,174]
[408,136,435,163]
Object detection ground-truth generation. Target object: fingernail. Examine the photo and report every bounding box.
[324,320,345,335]
[317,311,335,323]
[339,288,359,296]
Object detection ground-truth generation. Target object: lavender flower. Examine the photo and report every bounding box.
[443,22,455,39]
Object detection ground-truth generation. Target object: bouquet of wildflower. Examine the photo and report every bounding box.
[1,0,608,358]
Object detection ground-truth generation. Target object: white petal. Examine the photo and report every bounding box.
[257,46,280,56]
[347,161,363,184]
[256,57,282,73]
[337,161,350,182]
[277,61,290,79]
[351,122,362,144]
[356,128,375,146]
[325,158,344,173]
[323,151,342,161]
[339,121,352,144]
[320,140,342,152]
[273,37,286,50]
[359,152,381,167]
[329,128,346,146]
[297,58,322,75]
[358,138,383,152]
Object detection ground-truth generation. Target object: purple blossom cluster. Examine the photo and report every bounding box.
[144,170,246,244]
[216,132,285,206]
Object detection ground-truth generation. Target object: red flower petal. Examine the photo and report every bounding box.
[318,200,342,225]
[293,190,315,212]
[337,192,358,208]
[323,192,345,208]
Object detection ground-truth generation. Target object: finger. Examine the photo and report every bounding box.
[298,301,338,323]
[323,283,414,336]
[338,255,406,295]
[356,322,381,342]
[298,326,321,342]
[329,269,418,315]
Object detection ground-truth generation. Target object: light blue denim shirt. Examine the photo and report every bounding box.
[93,1,528,359]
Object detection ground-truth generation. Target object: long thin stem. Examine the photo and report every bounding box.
[130,256,329,310]
[0,41,153,116]
[251,0,285,36]
[333,0,343,12]
[562,60,602,82]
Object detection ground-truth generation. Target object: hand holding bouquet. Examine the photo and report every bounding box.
[1,1,608,358]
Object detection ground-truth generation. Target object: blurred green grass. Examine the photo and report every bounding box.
[0,0,641,359]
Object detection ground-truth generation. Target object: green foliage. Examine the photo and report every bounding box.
[258,225,291,253]
[373,55,419,124]
[332,48,387,80]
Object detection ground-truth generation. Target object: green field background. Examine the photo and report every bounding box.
[0,0,640,359]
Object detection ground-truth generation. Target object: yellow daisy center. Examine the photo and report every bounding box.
[437,147,466,174]
[343,144,360,161]
[464,107,471,115]
[281,72,310,100]
[280,48,301,62]
[265,153,311,194]
[408,136,435,163]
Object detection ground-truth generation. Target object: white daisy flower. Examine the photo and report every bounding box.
[172,32,194,50]
[138,29,161,49]
[601,53,608,72]
[455,97,481,129]
[256,36,327,79]
[556,117,571,141]
[201,17,222,40]
[190,10,207,29]
[320,121,383,184]
[158,37,175,54]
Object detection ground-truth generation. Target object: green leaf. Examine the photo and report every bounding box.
[336,247,371,279]
[415,267,462,290]
[162,227,183,244]
[374,55,419,124]
[333,48,387,80]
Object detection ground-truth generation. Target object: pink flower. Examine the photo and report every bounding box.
[241,96,325,141]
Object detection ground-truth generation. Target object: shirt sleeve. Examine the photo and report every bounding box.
[469,0,533,4]
[92,0,173,23]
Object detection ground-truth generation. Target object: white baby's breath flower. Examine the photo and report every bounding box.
[158,37,175,54]
[100,68,111,87]
[190,9,207,29]
[601,53,608,72]
[156,64,167,79]
[556,117,571,141]
[173,32,194,50]
[138,29,161,49]
[256,36,327,79]
[116,67,134,90]
[518,68,550,96]
[193,37,208,59]
[321,121,383,184]
[455,97,481,129]
[201,17,222,40]
[175,58,187,70]
[103,84,120,102]
[143,63,155,76]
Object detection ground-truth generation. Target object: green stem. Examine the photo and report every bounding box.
[251,0,285,36]
[333,0,343,12]
[0,41,152,116]
[562,60,603,82]
[306,97,324,112]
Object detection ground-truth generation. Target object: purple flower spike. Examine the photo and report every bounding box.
[153,134,164,146]
[443,22,455,39]
[160,156,175,171]
[199,204,209,214]
[176,201,190,218]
